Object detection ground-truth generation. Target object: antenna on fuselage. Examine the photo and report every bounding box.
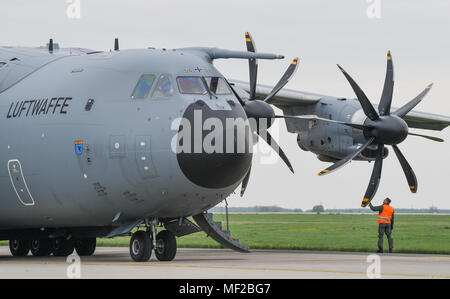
[48,38,54,53]
[114,38,119,51]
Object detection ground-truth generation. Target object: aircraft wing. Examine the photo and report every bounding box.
[372,103,450,131]
[401,110,450,131]
[231,80,450,131]
[230,80,322,106]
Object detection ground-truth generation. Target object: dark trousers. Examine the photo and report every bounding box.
[378,223,393,251]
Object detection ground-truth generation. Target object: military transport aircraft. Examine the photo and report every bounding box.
[0,33,448,262]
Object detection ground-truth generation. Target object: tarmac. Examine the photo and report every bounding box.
[0,246,449,279]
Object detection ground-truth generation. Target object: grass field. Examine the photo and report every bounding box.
[96,214,450,254]
[2,214,450,254]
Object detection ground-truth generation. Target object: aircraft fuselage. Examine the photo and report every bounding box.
[0,47,250,230]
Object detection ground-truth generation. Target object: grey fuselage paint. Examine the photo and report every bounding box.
[0,47,248,230]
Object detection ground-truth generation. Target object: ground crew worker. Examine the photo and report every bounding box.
[369,198,394,253]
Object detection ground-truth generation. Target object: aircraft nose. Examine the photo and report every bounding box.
[175,100,252,189]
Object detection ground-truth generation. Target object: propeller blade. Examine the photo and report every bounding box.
[393,83,433,118]
[378,51,394,116]
[245,32,258,100]
[257,128,294,173]
[240,167,251,197]
[318,137,375,176]
[392,145,418,194]
[263,57,299,104]
[275,115,371,131]
[337,64,379,121]
[361,145,384,207]
[408,132,444,142]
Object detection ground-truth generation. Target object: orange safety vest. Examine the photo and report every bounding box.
[377,205,394,224]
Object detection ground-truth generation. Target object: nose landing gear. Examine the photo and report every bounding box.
[129,219,177,262]
[130,230,152,262]
[155,230,177,261]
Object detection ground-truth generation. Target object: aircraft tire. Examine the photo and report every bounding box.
[75,238,96,256]
[9,239,30,256]
[155,230,177,262]
[30,239,52,256]
[52,238,75,257]
[130,231,152,262]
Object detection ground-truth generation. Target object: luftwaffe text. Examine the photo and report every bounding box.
[6,97,72,118]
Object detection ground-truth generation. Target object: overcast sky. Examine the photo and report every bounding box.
[1,0,449,209]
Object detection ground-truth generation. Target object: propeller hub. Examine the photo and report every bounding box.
[365,115,408,145]
[243,100,275,129]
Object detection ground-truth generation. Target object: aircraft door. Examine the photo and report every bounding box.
[7,159,35,206]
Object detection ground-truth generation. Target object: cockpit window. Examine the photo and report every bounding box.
[177,77,207,95]
[152,74,174,99]
[204,77,231,95]
[131,74,156,99]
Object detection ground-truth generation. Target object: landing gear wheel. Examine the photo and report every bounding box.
[52,238,75,257]
[130,231,152,262]
[155,230,177,261]
[75,238,96,256]
[9,239,30,256]
[30,239,52,256]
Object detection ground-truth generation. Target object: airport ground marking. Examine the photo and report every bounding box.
[1,261,449,279]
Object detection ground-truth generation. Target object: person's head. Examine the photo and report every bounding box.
[383,198,391,205]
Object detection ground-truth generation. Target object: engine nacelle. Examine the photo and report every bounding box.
[289,102,391,163]
[297,133,309,151]
[317,154,339,163]
[360,146,389,161]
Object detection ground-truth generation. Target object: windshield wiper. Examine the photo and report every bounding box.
[201,77,218,99]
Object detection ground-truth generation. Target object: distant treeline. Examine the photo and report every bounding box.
[325,208,450,214]
[211,206,303,213]
[210,206,450,214]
